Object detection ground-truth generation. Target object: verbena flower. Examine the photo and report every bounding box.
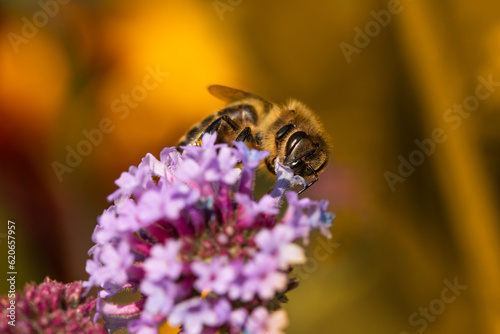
[85,133,334,334]
[0,277,106,334]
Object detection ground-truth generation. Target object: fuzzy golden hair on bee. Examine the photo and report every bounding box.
[259,99,331,149]
[258,98,331,176]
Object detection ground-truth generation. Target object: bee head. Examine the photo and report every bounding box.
[281,130,329,178]
[261,101,331,193]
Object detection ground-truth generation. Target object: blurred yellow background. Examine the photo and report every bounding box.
[1,1,500,333]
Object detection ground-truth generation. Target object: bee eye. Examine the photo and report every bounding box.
[285,131,308,156]
[276,123,295,140]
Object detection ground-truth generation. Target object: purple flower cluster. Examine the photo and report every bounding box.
[0,278,106,334]
[85,134,334,334]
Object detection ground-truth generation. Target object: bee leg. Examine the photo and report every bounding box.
[297,177,318,195]
[285,148,318,195]
[197,115,242,142]
[235,127,256,145]
[297,163,319,195]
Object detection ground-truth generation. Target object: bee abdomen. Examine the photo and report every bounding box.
[217,104,259,125]
[177,104,259,147]
[178,114,216,146]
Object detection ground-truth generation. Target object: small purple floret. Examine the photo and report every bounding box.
[85,133,335,333]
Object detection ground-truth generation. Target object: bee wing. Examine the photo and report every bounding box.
[208,85,274,111]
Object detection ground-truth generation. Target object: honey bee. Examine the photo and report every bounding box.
[178,85,331,194]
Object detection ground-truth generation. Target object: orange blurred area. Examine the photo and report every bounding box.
[1,1,500,333]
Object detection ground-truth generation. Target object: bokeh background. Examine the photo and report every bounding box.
[1,1,500,333]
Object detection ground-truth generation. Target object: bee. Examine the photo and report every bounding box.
[178,85,331,194]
